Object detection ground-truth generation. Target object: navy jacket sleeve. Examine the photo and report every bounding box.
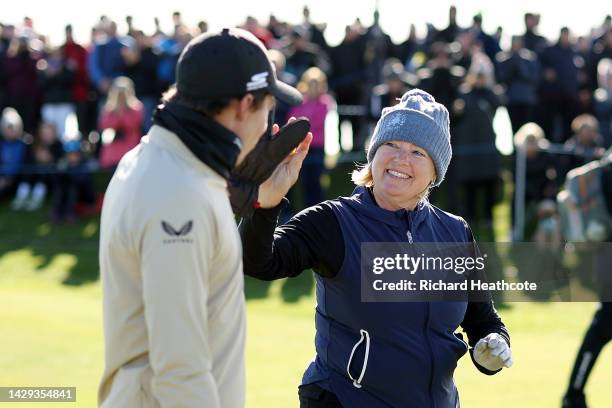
[239,199,344,280]
[461,301,511,375]
[460,220,511,375]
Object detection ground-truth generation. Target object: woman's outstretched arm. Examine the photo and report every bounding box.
[239,200,344,281]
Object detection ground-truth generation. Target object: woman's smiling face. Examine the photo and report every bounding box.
[371,140,436,211]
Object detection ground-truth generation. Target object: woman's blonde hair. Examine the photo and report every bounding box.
[351,162,374,187]
[297,67,328,95]
[104,76,141,112]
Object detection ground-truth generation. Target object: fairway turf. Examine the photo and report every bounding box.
[1,258,611,407]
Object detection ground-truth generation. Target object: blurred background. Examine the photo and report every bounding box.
[1,1,611,407]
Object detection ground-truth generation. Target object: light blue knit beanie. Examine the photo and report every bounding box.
[366,88,452,186]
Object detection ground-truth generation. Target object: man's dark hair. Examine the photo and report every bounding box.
[161,87,269,117]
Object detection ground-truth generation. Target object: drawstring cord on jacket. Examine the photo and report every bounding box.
[346,329,371,388]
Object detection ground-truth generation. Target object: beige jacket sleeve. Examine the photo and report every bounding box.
[140,200,221,407]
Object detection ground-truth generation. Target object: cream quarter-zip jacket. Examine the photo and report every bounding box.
[99,125,245,408]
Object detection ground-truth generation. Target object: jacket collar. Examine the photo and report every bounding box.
[152,101,241,179]
[344,186,431,229]
[145,125,227,185]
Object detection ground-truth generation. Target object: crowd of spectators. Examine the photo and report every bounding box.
[0,6,611,234]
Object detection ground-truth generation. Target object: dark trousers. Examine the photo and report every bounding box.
[337,115,364,152]
[301,148,326,208]
[462,179,497,224]
[565,302,612,398]
[507,103,535,134]
[9,100,39,135]
[281,148,326,222]
[299,383,343,408]
[0,175,18,200]
[538,94,576,143]
[53,170,95,219]
[75,100,98,138]
[335,87,365,152]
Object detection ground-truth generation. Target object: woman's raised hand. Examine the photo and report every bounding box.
[258,118,313,209]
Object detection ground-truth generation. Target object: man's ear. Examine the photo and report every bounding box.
[236,93,255,121]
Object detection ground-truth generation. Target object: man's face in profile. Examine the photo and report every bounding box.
[235,94,276,166]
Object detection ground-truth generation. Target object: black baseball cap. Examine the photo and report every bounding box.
[176,27,303,106]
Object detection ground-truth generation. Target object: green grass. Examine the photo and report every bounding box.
[1,168,611,407]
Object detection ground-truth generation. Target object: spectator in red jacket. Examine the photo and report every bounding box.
[98,77,143,168]
[62,24,92,136]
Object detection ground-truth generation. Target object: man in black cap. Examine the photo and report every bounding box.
[98,28,311,407]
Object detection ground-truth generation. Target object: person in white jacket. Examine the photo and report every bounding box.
[98,28,309,408]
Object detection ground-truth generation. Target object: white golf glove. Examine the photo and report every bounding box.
[473,333,513,372]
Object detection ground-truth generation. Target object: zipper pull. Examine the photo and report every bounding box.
[406,211,414,244]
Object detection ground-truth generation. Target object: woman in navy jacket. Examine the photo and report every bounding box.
[241,89,513,408]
